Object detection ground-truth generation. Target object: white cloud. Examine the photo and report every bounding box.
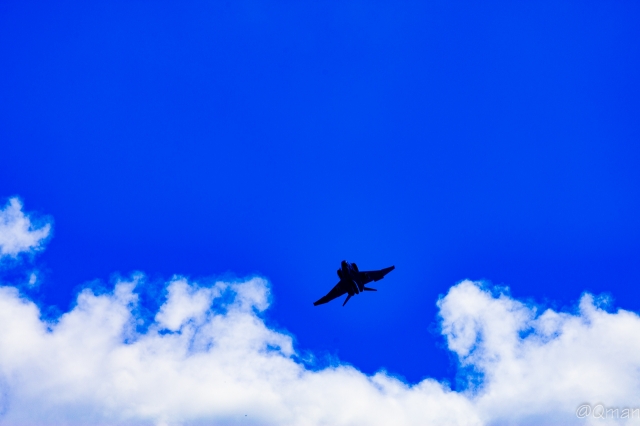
[0,247,638,424]
[0,276,478,426]
[439,281,640,425]
[0,276,639,425]
[2,197,639,425]
[0,198,51,259]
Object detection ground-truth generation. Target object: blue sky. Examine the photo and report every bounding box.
[1,1,639,424]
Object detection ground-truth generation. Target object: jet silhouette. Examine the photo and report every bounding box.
[313,261,395,306]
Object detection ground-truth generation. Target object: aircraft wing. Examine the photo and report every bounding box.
[313,281,347,306]
[358,265,395,285]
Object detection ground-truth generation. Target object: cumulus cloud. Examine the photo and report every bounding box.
[440,281,640,425]
[0,198,51,259]
[0,276,638,425]
[0,196,638,424]
[0,276,478,426]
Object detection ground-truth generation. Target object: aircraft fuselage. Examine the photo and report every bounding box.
[339,261,364,295]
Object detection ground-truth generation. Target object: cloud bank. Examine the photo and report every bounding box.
[0,277,638,425]
[0,277,478,426]
[0,201,639,425]
[0,198,51,259]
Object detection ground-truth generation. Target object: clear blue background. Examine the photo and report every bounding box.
[1,0,639,384]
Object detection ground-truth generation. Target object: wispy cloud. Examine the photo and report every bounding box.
[0,198,51,259]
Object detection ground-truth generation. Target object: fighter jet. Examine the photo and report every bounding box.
[313,260,395,306]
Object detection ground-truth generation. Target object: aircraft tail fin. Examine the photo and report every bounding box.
[342,294,352,306]
[363,287,377,291]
